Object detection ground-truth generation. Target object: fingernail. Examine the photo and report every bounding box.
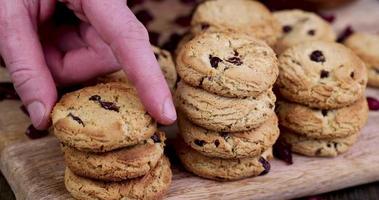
[162,97,177,122]
[27,101,46,128]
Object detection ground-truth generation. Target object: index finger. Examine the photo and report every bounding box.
[65,0,176,124]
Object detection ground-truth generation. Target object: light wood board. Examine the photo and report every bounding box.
[1,0,379,199]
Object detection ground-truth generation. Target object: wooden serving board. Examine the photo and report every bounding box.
[1,0,379,199]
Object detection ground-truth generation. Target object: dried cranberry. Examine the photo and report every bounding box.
[337,26,354,43]
[201,23,210,30]
[89,95,101,101]
[194,139,206,146]
[214,139,220,147]
[68,113,85,126]
[320,70,329,79]
[209,55,223,68]
[367,97,379,111]
[308,29,316,36]
[25,125,49,139]
[282,25,292,33]
[259,157,271,175]
[226,57,243,66]
[99,101,120,112]
[310,50,325,63]
[350,71,355,79]
[135,9,154,26]
[0,82,19,101]
[273,141,293,165]
[151,134,161,143]
[174,14,192,27]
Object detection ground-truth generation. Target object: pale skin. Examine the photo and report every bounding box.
[0,0,177,130]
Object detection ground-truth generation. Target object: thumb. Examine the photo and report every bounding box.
[0,7,57,129]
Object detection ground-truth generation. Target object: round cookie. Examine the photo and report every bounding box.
[175,81,276,132]
[175,139,272,181]
[276,97,368,139]
[176,31,279,98]
[273,9,336,54]
[279,128,360,157]
[98,46,177,90]
[344,33,379,87]
[52,82,156,152]
[65,156,172,200]
[191,0,281,46]
[63,131,165,181]
[178,113,279,159]
[277,41,367,109]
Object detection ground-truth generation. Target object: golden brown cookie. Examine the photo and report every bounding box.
[176,31,279,98]
[191,0,281,46]
[344,32,379,87]
[175,139,272,181]
[52,82,156,152]
[175,81,276,132]
[277,41,367,109]
[63,131,165,181]
[178,113,279,159]
[65,156,172,200]
[276,97,368,139]
[273,9,336,54]
[279,128,360,157]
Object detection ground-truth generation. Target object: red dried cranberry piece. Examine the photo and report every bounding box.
[151,133,161,143]
[273,141,293,165]
[308,29,316,36]
[310,50,326,63]
[68,113,85,127]
[282,25,292,33]
[209,55,223,68]
[214,139,220,147]
[320,70,329,79]
[25,125,49,139]
[0,82,19,101]
[194,139,206,146]
[337,26,354,43]
[148,31,160,46]
[135,9,154,26]
[367,97,379,111]
[89,95,101,101]
[174,14,192,27]
[226,57,243,66]
[99,101,120,112]
[258,157,271,175]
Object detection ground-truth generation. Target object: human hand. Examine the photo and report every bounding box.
[0,0,176,130]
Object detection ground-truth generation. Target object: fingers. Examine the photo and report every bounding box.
[79,0,177,124]
[43,23,120,85]
[0,6,57,129]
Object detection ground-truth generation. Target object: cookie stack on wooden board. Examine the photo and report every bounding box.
[51,82,172,200]
[174,29,280,181]
[276,41,369,157]
[344,33,379,88]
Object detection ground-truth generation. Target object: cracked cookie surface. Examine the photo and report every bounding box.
[276,97,368,139]
[279,128,360,157]
[344,33,379,87]
[178,113,279,159]
[65,156,172,200]
[191,0,281,46]
[277,41,367,109]
[273,9,336,54]
[175,139,273,181]
[175,81,276,132]
[52,82,156,152]
[63,131,165,181]
[176,31,279,98]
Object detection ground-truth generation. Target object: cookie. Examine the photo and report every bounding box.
[65,156,172,200]
[276,97,368,139]
[176,31,279,98]
[178,113,279,159]
[279,128,360,157]
[175,81,276,132]
[175,139,272,181]
[277,41,367,109]
[98,46,177,90]
[63,131,165,181]
[344,32,379,87]
[273,9,336,54]
[191,0,281,46]
[52,82,156,152]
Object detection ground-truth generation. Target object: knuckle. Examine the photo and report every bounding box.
[8,64,38,90]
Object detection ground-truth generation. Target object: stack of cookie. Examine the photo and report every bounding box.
[276,41,369,157]
[174,31,280,181]
[51,82,172,200]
